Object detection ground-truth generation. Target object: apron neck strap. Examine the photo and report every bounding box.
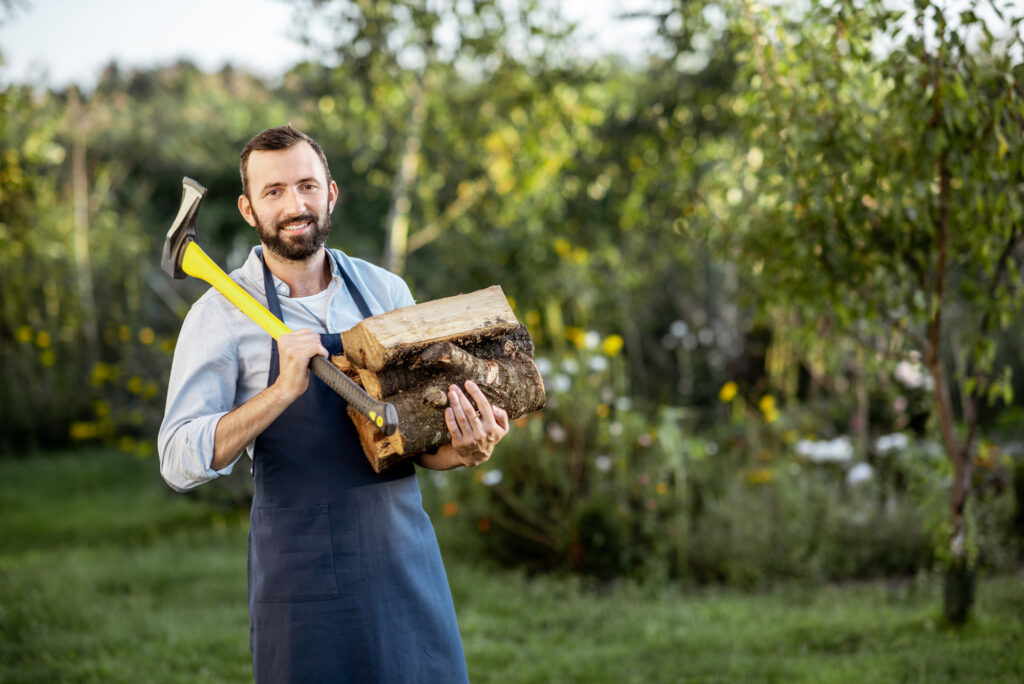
[257,246,375,322]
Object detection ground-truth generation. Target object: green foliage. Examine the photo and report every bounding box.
[717,0,1024,414]
[431,343,1020,586]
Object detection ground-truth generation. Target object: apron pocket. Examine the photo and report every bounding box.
[252,504,340,603]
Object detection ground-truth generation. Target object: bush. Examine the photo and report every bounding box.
[432,345,1019,587]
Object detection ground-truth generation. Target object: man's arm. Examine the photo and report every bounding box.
[159,306,328,490]
[211,328,329,469]
[417,380,509,470]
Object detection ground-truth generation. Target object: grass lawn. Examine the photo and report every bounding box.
[1,449,1022,683]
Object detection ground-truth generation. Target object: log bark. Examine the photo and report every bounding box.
[335,287,545,472]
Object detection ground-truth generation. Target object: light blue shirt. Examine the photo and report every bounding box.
[157,247,415,492]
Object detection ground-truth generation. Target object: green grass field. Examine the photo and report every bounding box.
[1,450,1021,683]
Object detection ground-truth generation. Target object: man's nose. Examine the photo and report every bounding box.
[284,187,307,214]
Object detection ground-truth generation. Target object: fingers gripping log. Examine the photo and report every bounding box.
[162,177,398,436]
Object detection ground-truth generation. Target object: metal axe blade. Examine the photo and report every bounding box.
[162,177,207,279]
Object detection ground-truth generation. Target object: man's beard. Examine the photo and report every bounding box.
[254,207,331,261]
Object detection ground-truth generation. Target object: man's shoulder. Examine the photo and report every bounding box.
[329,248,399,280]
[328,248,414,311]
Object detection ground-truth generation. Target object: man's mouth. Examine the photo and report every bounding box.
[278,214,316,234]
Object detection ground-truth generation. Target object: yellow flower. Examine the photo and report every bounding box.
[746,468,774,485]
[655,482,669,496]
[554,238,571,256]
[595,403,610,418]
[128,377,145,394]
[442,501,459,517]
[70,422,99,440]
[565,326,586,349]
[758,395,778,422]
[91,363,109,386]
[525,310,541,327]
[16,326,32,343]
[602,334,624,357]
[138,327,156,345]
[719,381,738,403]
[36,331,51,348]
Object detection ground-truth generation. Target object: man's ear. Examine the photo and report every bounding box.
[328,180,340,213]
[238,194,257,227]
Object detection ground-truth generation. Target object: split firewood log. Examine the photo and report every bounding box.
[333,286,546,472]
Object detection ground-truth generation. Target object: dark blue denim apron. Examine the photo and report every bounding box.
[248,249,468,683]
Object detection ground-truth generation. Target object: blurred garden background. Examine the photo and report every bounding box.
[2,0,1024,681]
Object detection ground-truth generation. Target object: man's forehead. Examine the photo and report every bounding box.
[247,143,327,184]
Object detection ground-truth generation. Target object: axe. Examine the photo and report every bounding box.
[162,177,398,436]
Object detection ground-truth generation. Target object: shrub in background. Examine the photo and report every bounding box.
[428,342,1020,587]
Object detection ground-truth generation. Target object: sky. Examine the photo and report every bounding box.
[0,0,659,89]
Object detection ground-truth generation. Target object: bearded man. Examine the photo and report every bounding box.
[158,125,507,683]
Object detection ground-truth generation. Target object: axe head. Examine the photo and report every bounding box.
[162,177,208,279]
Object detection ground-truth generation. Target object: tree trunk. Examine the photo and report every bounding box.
[69,91,99,362]
[336,287,545,472]
[382,75,427,276]
[928,148,976,625]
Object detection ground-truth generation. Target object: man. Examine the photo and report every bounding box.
[158,125,508,683]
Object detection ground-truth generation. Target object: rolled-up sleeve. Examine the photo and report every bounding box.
[158,297,242,492]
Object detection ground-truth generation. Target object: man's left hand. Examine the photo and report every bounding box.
[444,380,509,467]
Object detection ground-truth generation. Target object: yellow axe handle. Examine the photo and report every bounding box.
[179,241,398,434]
[181,241,291,340]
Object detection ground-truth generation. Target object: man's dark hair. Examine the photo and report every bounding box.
[240,125,331,199]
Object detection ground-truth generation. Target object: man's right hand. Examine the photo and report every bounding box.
[210,328,328,470]
[272,328,330,403]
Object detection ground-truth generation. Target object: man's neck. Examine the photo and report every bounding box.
[261,245,331,297]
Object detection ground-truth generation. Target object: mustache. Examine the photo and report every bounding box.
[275,212,318,230]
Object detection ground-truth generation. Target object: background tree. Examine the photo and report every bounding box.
[717,0,1024,622]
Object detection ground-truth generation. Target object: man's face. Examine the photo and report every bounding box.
[238,143,338,262]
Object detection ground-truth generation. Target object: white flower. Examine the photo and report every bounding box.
[895,359,934,390]
[584,331,601,350]
[796,437,854,463]
[548,374,572,393]
[875,433,909,454]
[535,357,552,377]
[614,396,632,412]
[846,462,873,486]
[588,355,609,372]
[547,422,567,443]
[705,441,719,456]
[670,320,689,338]
[594,455,613,472]
[609,421,623,437]
[481,470,503,486]
[561,358,580,375]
